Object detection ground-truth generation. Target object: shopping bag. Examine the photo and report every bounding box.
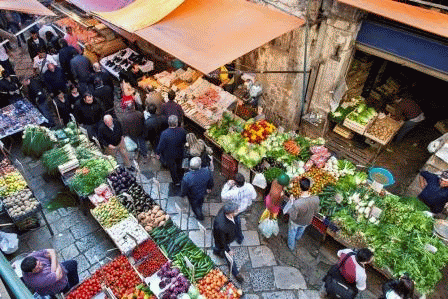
[124,136,137,152]
[258,218,279,238]
[0,231,18,254]
[252,172,267,189]
[259,208,271,223]
[283,198,294,214]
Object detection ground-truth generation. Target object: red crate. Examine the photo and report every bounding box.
[221,154,238,180]
[311,215,328,235]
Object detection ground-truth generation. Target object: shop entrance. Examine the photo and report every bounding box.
[327,49,447,195]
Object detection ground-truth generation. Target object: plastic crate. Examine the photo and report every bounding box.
[311,215,328,235]
[221,154,238,180]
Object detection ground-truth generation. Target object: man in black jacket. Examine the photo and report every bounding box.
[91,63,114,90]
[144,103,164,150]
[98,114,131,168]
[73,93,103,138]
[70,50,93,94]
[212,203,244,282]
[43,63,67,96]
[21,76,55,127]
[26,29,46,60]
[92,77,114,113]
[58,39,78,79]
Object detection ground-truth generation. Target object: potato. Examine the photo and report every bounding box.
[144,225,153,232]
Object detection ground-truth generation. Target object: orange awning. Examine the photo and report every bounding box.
[0,0,55,16]
[135,0,304,74]
[66,0,135,13]
[338,0,448,38]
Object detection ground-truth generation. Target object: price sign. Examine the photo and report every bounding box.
[79,126,88,136]
[133,160,140,172]
[224,251,234,276]
[70,113,76,123]
[184,256,195,281]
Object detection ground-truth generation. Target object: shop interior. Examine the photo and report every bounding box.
[328,49,447,195]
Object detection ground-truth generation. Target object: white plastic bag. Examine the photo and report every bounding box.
[124,136,137,152]
[252,173,267,189]
[0,231,18,254]
[283,199,294,214]
[258,218,279,238]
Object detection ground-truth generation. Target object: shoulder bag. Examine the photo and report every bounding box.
[323,251,358,299]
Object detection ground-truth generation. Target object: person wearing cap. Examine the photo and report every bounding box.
[181,157,214,221]
[418,170,448,215]
[212,203,245,283]
[285,177,320,251]
[264,173,290,219]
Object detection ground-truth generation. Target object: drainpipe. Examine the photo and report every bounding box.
[298,16,309,127]
[0,252,34,298]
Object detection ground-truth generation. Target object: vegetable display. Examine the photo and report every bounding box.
[283,140,301,156]
[173,244,214,282]
[137,205,169,232]
[365,115,402,143]
[92,197,129,228]
[121,284,155,299]
[108,167,137,194]
[118,183,155,215]
[0,170,27,197]
[106,217,149,254]
[3,188,40,220]
[196,269,229,298]
[22,125,56,158]
[41,144,77,175]
[287,168,336,197]
[131,239,161,262]
[156,262,190,298]
[345,103,377,126]
[69,158,116,196]
[241,119,275,144]
[262,167,284,183]
[136,249,168,278]
[66,255,142,299]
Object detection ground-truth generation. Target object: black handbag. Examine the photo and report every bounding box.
[324,252,358,299]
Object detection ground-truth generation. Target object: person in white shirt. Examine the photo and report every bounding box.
[0,45,15,76]
[38,24,58,41]
[221,173,257,243]
[33,50,57,75]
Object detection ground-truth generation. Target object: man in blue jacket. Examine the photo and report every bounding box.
[418,170,448,215]
[156,115,186,186]
[181,157,214,220]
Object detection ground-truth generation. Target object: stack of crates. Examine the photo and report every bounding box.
[221,154,238,180]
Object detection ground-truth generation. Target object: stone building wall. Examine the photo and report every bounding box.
[239,0,364,130]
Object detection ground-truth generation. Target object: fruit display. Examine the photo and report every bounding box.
[41,144,77,175]
[196,269,228,298]
[137,205,169,232]
[241,119,275,144]
[121,284,155,299]
[69,158,117,196]
[136,248,168,278]
[155,262,190,298]
[131,239,162,263]
[0,170,27,197]
[283,140,301,156]
[106,216,149,254]
[220,283,242,299]
[91,197,129,228]
[118,183,156,215]
[3,188,40,220]
[66,255,142,299]
[365,114,402,143]
[108,167,137,194]
[22,125,56,158]
[287,168,336,196]
[0,160,15,176]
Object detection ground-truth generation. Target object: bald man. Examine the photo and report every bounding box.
[98,114,131,167]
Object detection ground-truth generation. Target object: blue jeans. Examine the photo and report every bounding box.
[395,120,421,142]
[130,136,148,157]
[235,215,244,243]
[61,260,79,293]
[288,221,308,250]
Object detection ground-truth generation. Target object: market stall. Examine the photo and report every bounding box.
[100,48,154,78]
[204,111,448,296]
[0,100,47,140]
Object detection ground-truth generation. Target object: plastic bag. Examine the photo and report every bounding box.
[252,172,267,189]
[0,231,18,254]
[259,209,271,223]
[124,136,137,152]
[258,218,279,238]
[283,199,294,214]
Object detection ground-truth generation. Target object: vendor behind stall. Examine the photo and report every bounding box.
[393,95,425,142]
[120,63,145,88]
[219,65,236,93]
[418,170,448,216]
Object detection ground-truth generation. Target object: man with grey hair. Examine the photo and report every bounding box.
[156,115,187,186]
[212,203,245,282]
[181,157,214,220]
[98,114,132,168]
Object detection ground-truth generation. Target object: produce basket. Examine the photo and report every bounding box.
[104,215,148,255]
[2,188,42,223]
[342,113,376,135]
[364,116,404,145]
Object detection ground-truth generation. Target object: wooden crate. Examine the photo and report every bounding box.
[343,113,376,135]
[333,124,354,139]
[364,118,403,146]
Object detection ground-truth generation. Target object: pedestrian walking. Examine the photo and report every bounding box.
[64,26,82,53]
[221,173,257,244]
[43,63,67,96]
[21,76,55,127]
[155,115,186,186]
[58,39,78,79]
[181,157,214,220]
[98,114,132,168]
[160,90,183,122]
[33,49,57,75]
[45,31,60,52]
[144,103,164,150]
[70,50,93,94]
[0,44,15,76]
[212,203,245,283]
[92,77,114,112]
[320,248,374,299]
[184,133,213,169]
[53,90,71,125]
[67,84,82,108]
[379,274,414,299]
[27,29,46,60]
[285,177,320,251]
[21,248,79,297]
[90,62,114,91]
[145,86,164,114]
[120,103,148,158]
[73,92,104,138]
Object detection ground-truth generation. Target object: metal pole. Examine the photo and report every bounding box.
[0,17,48,47]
